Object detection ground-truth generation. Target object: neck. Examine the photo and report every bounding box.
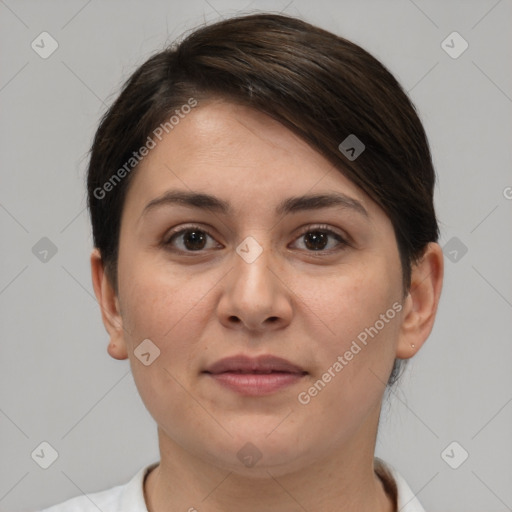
[144,413,395,512]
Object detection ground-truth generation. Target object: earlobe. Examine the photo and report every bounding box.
[396,242,444,359]
[90,248,129,360]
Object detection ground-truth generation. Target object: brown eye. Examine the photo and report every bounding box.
[292,225,348,253]
[179,229,208,250]
[303,231,329,251]
[164,226,219,252]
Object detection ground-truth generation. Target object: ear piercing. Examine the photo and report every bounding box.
[411,344,415,349]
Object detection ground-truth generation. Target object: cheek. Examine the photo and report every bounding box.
[118,255,224,376]
[296,259,401,405]
[293,275,399,431]
[304,261,399,347]
[119,248,204,338]
[118,264,214,425]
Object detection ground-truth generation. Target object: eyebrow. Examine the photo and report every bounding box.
[141,189,369,219]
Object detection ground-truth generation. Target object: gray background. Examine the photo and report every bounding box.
[1,1,511,511]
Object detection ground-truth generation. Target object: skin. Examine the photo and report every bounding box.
[91,98,443,512]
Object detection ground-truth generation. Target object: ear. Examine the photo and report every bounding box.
[396,242,444,359]
[90,248,128,360]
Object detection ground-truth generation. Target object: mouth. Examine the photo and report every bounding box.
[202,354,307,396]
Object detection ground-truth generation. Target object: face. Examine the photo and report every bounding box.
[109,99,407,475]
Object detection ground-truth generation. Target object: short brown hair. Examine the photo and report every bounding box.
[87,12,439,387]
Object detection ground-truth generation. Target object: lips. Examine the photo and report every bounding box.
[203,354,307,396]
[203,354,306,375]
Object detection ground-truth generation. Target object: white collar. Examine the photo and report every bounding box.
[120,460,426,512]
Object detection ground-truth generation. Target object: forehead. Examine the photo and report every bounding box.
[122,99,382,222]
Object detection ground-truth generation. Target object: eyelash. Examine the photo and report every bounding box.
[162,224,349,255]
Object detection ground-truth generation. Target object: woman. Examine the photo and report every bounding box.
[41,12,443,512]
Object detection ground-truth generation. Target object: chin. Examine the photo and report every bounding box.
[203,430,310,474]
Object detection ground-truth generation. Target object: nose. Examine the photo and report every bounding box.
[216,236,293,333]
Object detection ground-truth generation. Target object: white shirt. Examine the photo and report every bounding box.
[38,460,426,512]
